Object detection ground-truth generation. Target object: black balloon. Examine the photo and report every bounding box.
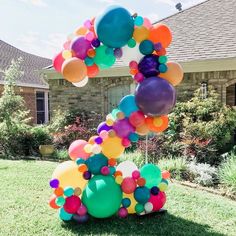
[138,55,160,78]
[135,77,176,116]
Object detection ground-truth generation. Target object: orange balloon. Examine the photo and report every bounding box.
[54,187,64,197]
[62,58,87,83]
[145,116,169,133]
[133,26,150,43]
[162,170,171,179]
[87,64,99,78]
[87,48,96,58]
[136,123,149,136]
[74,26,87,36]
[49,195,60,209]
[160,62,184,86]
[149,24,172,48]
[130,68,138,75]
[154,47,166,56]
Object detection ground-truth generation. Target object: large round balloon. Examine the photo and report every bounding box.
[94,45,116,69]
[135,77,176,116]
[138,55,160,78]
[82,175,122,218]
[148,192,166,211]
[101,136,125,159]
[68,139,90,160]
[62,58,87,83]
[116,160,138,178]
[70,37,92,60]
[160,62,184,86]
[95,6,134,48]
[51,161,87,189]
[140,164,162,188]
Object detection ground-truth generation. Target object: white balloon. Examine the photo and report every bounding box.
[121,44,143,65]
[72,77,88,87]
[116,160,138,178]
[144,202,153,213]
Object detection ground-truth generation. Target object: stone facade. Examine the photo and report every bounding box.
[48,70,236,119]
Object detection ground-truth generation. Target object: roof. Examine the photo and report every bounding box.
[0,40,51,88]
[161,0,236,62]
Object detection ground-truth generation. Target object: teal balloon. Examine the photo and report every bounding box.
[95,6,134,48]
[85,153,108,175]
[64,187,74,197]
[94,45,116,69]
[84,57,94,66]
[56,197,65,207]
[139,40,154,55]
[76,158,85,165]
[82,175,122,218]
[119,95,139,117]
[135,203,144,214]
[122,198,131,208]
[140,164,162,188]
[159,64,168,73]
[111,108,120,119]
[134,187,150,204]
[127,38,136,48]
[109,166,116,175]
[134,16,144,26]
[59,207,73,221]
[129,133,139,142]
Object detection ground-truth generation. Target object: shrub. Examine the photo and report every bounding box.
[119,151,145,168]
[219,154,236,192]
[158,157,188,180]
[52,149,70,161]
[188,161,218,187]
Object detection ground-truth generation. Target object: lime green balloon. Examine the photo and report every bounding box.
[82,175,122,218]
[94,45,116,69]
[140,164,162,188]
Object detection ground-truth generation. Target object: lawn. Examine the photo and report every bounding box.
[0,160,235,236]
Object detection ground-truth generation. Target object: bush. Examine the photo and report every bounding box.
[119,151,145,168]
[219,153,236,192]
[158,157,188,180]
[188,162,218,187]
[52,149,70,161]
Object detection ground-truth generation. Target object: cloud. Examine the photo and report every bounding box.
[96,0,115,4]
[17,31,66,58]
[146,13,160,23]
[19,0,48,7]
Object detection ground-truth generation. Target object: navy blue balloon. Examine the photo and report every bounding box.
[72,213,89,223]
[135,77,176,116]
[138,55,160,78]
[95,6,134,48]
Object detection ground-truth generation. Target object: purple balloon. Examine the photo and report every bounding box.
[72,213,89,223]
[113,118,135,138]
[138,54,160,78]
[70,37,92,60]
[97,121,112,134]
[135,77,176,116]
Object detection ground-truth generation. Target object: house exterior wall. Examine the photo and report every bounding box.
[47,70,236,119]
[0,85,49,124]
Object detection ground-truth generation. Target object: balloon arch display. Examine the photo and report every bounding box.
[49,6,183,223]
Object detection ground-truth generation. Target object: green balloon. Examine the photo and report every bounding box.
[140,164,162,188]
[85,153,108,175]
[94,45,116,69]
[82,175,122,218]
[135,203,144,214]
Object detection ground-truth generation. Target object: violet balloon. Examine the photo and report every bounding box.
[135,77,176,116]
[113,118,135,138]
[97,121,112,134]
[138,54,160,78]
[70,37,92,60]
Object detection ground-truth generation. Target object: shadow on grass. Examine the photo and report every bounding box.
[61,212,223,236]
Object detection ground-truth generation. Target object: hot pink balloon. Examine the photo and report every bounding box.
[52,51,65,72]
[64,195,81,214]
[68,139,90,160]
[113,118,135,138]
[148,192,166,212]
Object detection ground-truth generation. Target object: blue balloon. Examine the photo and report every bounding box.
[139,40,154,55]
[119,95,139,117]
[59,208,73,221]
[95,6,134,48]
[134,187,150,204]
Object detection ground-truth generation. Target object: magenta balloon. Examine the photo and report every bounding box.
[113,118,135,138]
[97,121,112,134]
[70,37,92,60]
[135,77,176,116]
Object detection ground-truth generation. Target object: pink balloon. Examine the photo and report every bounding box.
[64,195,81,214]
[121,177,136,194]
[143,17,152,29]
[118,207,128,218]
[122,138,131,147]
[77,204,87,216]
[63,40,71,50]
[68,140,90,160]
[149,192,166,212]
[52,51,65,72]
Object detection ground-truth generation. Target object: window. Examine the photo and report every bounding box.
[201,82,208,99]
[36,91,49,124]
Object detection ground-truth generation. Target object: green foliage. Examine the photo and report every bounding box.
[0,58,31,156]
[119,151,145,168]
[52,149,69,160]
[219,153,236,193]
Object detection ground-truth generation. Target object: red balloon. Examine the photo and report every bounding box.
[149,192,166,212]
[87,64,99,78]
[64,195,81,214]
[121,177,136,194]
[52,52,65,72]
[49,194,60,209]
[129,111,145,127]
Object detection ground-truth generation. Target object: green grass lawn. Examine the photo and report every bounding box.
[0,160,236,236]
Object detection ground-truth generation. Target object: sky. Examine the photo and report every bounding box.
[0,0,205,59]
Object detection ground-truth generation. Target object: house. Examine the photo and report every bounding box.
[43,0,236,119]
[0,40,51,124]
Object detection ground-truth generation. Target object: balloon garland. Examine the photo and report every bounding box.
[50,6,183,223]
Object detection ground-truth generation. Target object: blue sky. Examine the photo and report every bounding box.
[0,0,204,58]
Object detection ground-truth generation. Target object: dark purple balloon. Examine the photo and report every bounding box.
[91,38,100,48]
[135,77,176,116]
[72,213,89,223]
[97,122,112,134]
[113,118,135,138]
[138,55,160,78]
[70,37,92,60]
[49,179,59,188]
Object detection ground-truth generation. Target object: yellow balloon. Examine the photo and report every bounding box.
[133,26,150,43]
[101,136,125,159]
[52,161,87,190]
[123,193,137,214]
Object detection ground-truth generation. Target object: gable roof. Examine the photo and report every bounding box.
[0,40,51,88]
